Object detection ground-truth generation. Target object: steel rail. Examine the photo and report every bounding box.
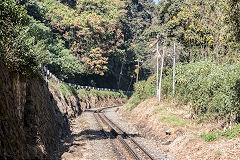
[96,111,140,160]
[95,107,141,160]
[95,106,154,160]
[101,113,154,160]
[117,135,140,160]
[93,112,122,160]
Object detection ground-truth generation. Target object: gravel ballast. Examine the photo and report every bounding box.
[104,107,175,160]
[60,106,174,160]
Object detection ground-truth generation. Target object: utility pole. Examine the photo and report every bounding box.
[136,59,139,89]
[134,58,142,102]
[149,35,162,97]
[135,59,139,90]
[156,38,159,96]
[158,47,165,102]
[117,62,124,89]
[134,59,143,90]
[173,43,176,96]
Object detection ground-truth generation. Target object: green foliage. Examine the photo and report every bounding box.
[0,0,28,30]
[200,132,218,142]
[162,61,240,122]
[123,0,155,81]
[172,0,239,62]
[26,16,83,78]
[148,0,240,64]
[201,124,240,142]
[217,124,240,139]
[58,83,78,98]
[0,0,82,77]
[77,89,126,99]
[124,0,154,43]
[20,0,138,89]
[58,80,126,99]
[135,75,156,100]
[2,0,239,95]
[127,75,156,109]
[0,0,39,76]
[34,0,126,76]
[16,0,156,89]
[227,0,240,42]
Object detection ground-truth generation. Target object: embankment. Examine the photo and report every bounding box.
[121,97,240,160]
[0,61,125,159]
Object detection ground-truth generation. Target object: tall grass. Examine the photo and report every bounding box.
[126,75,156,110]
[129,61,240,122]
[162,61,240,122]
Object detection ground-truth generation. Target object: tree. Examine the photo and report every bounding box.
[0,0,39,75]
[149,0,240,63]
[33,0,126,76]
[121,0,155,81]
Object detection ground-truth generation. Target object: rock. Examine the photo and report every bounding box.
[0,62,68,159]
[166,128,176,135]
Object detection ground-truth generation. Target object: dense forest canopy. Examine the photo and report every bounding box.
[1,0,239,89]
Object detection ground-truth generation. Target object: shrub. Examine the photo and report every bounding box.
[200,132,218,142]
[58,82,127,99]
[217,124,240,139]
[136,75,156,100]
[201,124,240,142]
[0,0,40,76]
[58,83,76,97]
[128,75,156,108]
[162,61,240,122]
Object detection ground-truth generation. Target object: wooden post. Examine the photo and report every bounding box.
[158,47,165,102]
[134,59,142,102]
[173,43,176,96]
[134,59,143,90]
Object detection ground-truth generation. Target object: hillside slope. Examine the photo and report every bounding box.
[0,61,125,159]
[121,97,240,159]
[0,61,69,159]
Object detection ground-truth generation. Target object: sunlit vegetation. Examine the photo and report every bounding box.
[129,0,240,124]
[162,61,240,122]
[1,0,240,123]
[53,80,127,99]
[146,0,240,63]
[201,124,240,142]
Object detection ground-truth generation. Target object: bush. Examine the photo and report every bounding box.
[127,75,156,109]
[58,82,127,99]
[58,83,77,97]
[200,132,218,142]
[217,124,240,139]
[162,61,240,122]
[201,124,240,142]
[135,75,156,100]
[0,0,40,76]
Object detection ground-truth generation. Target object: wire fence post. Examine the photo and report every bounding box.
[40,65,133,93]
[158,47,165,102]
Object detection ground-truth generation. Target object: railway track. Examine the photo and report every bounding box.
[93,106,154,160]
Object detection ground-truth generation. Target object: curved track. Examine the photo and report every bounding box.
[94,106,154,160]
